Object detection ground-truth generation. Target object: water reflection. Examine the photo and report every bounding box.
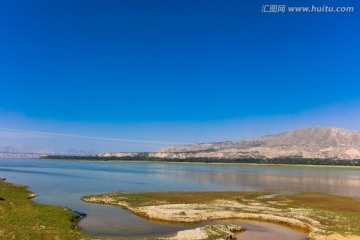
[158,166,360,198]
[235,221,307,240]
[1,159,359,199]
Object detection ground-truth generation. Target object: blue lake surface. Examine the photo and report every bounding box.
[1,158,359,238]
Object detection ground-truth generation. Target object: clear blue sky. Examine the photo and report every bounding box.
[0,0,359,152]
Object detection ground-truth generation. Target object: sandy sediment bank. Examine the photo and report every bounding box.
[83,196,317,238]
[160,224,243,240]
[82,193,360,240]
[315,234,360,240]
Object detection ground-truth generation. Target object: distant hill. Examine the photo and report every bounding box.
[99,126,360,161]
[0,146,91,158]
[0,146,56,158]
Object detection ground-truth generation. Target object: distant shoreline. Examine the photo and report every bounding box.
[40,155,360,167]
[2,156,360,170]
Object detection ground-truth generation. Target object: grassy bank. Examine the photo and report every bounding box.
[84,191,268,207]
[274,193,360,235]
[0,180,92,240]
[83,191,360,239]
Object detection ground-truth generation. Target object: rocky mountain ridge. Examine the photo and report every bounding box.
[98,126,360,160]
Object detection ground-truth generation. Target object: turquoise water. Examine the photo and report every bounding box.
[1,159,359,238]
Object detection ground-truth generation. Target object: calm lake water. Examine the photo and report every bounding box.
[1,159,359,239]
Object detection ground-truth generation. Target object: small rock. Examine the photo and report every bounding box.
[28,194,38,199]
[229,226,243,232]
[224,234,234,240]
[71,224,80,230]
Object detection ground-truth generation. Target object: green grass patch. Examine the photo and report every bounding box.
[273,193,360,235]
[0,180,93,240]
[84,191,268,208]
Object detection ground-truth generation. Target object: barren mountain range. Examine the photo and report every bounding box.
[99,126,360,160]
[3,126,360,161]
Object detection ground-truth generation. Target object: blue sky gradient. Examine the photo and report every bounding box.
[0,0,359,152]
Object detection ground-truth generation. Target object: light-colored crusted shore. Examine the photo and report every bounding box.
[159,224,243,240]
[82,192,360,240]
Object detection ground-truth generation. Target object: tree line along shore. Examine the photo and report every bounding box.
[43,155,360,166]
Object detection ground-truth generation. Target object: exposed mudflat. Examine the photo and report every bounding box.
[82,191,360,240]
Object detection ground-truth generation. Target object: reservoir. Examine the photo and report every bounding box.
[1,159,359,239]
